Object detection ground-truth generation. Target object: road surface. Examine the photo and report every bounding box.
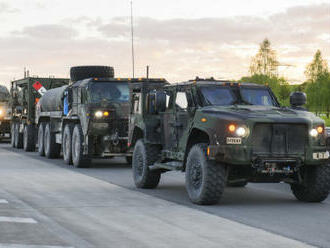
[0,143,329,248]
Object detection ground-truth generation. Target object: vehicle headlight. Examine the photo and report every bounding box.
[228,124,249,137]
[0,109,3,116]
[94,111,103,118]
[236,127,247,137]
[310,129,318,137]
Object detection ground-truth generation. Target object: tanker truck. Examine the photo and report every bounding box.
[11,76,70,149]
[36,65,132,167]
[0,85,11,140]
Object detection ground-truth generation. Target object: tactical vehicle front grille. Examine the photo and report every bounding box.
[109,118,129,137]
[251,123,307,155]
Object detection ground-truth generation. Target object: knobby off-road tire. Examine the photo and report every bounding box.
[38,123,45,156]
[70,66,114,82]
[14,123,23,149]
[132,139,161,188]
[23,125,35,152]
[185,143,226,205]
[291,164,330,202]
[227,180,248,187]
[44,123,61,159]
[62,124,73,165]
[72,124,90,168]
[10,124,15,147]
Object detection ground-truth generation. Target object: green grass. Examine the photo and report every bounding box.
[321,116,330,127]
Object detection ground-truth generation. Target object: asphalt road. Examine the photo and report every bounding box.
[0,143,329,248]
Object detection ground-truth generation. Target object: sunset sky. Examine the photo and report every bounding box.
[0,0,329,87]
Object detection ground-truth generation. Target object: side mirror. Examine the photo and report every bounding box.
[290,92,306,107]
[147,91,166,114]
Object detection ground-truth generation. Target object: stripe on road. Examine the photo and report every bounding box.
[0,199,8,203]
[0,244,74,248]
[0,217,37,224]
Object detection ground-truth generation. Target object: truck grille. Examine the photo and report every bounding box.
[109,118,128,137]
[251,123,307,155]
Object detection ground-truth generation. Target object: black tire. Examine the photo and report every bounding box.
[126,156,132,165]
[44,122,61,159]
[38,123,45,156]
[62,124,73,165]
[132,139,161,188]
[23,125,35,152]
[70,66,114,82]
[14,123,23,149]
[10,124,15,147]
[227,180,248,187]
[185,143,226,205]
[72,124,90,168]
[291,165,330,202]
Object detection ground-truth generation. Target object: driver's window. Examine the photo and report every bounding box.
[175,92,188,110]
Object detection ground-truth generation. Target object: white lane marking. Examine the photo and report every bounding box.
[0,217,37,224]
[0,199,8,203]
[0,244,74,248]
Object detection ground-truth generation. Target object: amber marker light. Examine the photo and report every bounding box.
[207,147,210,156]
[317,126,323,134]
[228,124,236,132]
[103,111,109,117]
[201,118,207,122]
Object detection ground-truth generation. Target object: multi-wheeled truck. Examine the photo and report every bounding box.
[0,85,11,140]
[35,66,132,167]
[10,76,70,149]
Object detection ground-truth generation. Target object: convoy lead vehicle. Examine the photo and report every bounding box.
[129,78,330,205]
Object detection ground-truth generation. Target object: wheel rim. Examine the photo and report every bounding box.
[44,128,49,154]
[64,133,70,159]
[189,159,203,190]
[38,126,43,152]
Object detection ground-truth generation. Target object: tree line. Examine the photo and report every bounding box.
[240,39,330,118]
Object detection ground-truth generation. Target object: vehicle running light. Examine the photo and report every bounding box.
[103,111,109,117]
[228,124,236,132]
[310,129,318,137]
[236,127,247,137]
[317,126,323,134]
[95,111,103,118]
[0,109,3,116]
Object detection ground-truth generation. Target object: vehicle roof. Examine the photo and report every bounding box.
[169,78,266,88]
[12,77,70,85]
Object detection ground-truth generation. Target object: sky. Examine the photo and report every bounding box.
[0,0,329,88]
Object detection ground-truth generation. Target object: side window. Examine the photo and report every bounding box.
[165,91,174,110]
[175,92,188,110]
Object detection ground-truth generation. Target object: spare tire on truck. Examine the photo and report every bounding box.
[70,66,114,82]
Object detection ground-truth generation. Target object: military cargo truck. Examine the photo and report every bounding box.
[10,76,70,150]
[36,66,132,167]
[0,85,11,140]
[129,78,330,205]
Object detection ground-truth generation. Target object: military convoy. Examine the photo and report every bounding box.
[0,85,11,140]
[2,67,329,205]
[129,78,330,204]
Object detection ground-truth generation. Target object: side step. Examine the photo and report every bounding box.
[149,161,183,171]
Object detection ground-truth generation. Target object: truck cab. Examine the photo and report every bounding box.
[129,78,330,205]
[0,85,11,140]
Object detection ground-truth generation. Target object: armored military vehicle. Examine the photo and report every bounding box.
[0,85,11,140]
[36,66,132,167]
[10,76,70,150]
[129,78,330,205]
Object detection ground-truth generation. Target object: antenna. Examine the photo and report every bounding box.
[146,65,149,78]
[130,1,135,78]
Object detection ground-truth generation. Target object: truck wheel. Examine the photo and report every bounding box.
[23,125,35,152]
[132,139,161,188]
[10,124,15,147]
[14,123,23,149]
[227,180,248,187]
[126,156,132,164]
[38,123,45,156]
[72,124,90,168]
[62,124,73,165]
[291,165,330,202]
[185,143,226,205]
[44,122,61,159]
[70,66,114,82]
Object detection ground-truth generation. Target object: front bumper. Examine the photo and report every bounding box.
[208,144,329,166]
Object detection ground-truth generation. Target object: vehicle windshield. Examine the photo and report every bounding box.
[199,85,277,106]
[240,87,275,106]
[90,82,129,103]
[199,86,236,106]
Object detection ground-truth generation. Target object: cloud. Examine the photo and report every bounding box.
[0,3,329,86]
[0,2,19,14]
